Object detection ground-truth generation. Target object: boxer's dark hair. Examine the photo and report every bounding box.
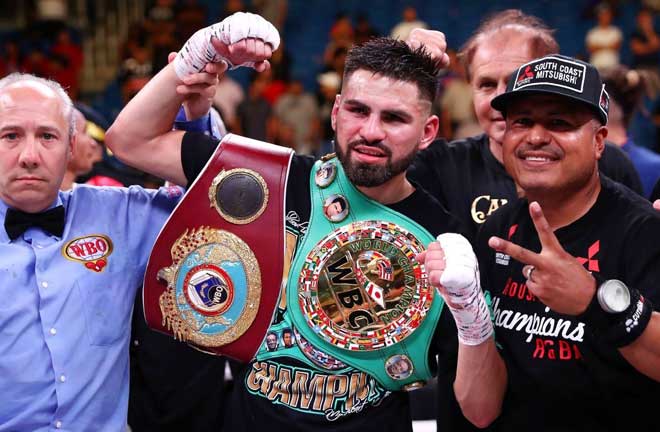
[343,37,441,103]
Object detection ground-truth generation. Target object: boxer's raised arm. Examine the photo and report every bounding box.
[106,12,278,186]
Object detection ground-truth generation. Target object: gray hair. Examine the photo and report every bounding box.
[0,73,76,140]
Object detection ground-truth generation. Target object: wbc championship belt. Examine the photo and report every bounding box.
[286,155,444,391]
[143,134,293,362]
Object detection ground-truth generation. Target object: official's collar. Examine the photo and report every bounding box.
[0,193,66,244]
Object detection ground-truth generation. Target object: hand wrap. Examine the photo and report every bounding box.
[173,12,280,79]
[436,233,493,346]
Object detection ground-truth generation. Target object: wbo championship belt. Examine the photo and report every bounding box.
[143,133,293,362]
[286,155,444,391]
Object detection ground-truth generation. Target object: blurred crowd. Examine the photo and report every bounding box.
[3,0,660,190]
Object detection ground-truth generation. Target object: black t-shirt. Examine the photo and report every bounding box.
[181,132,466,431]
[408,134,643,238]
[128,290,227,432]
[651,178,660,202]
[475,176,660,431]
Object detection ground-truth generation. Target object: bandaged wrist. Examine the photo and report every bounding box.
[436,233,493,346]
[173,12,280,80]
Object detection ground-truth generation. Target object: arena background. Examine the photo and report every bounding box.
[3,1,657,430]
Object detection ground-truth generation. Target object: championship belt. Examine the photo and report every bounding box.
[143,133,293,363]
[286,155,444,391]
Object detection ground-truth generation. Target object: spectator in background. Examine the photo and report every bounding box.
[222,0,245,17]
[258,67,287,106]
[274,78,319,154]
[0,40,20,77]
[235,74,275,142]
[438,49,480,140]
[212,74,245,132]
[326,45,348,77]
[174,0,208,43]
[315,71,341,157]
[390,6,427,41]
[631,7,660,69]
[50,29,83,99]
[145,0,177,71]
[20,48,51,78]
[323,12,354,69]
[71,102,128,188]
[118,45,153,88]
[602,65,660,198]
[33,0,67,36]
[252,0,288,32]
[269,39,291,82]
[61,109,103,190]
[120,23,150,61]
[355,13,379,44]
[586,3,622,70]
[630,7,660,94]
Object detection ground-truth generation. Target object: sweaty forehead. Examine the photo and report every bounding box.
[342,70,429,111]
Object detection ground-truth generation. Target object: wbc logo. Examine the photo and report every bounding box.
[62,234,113,272]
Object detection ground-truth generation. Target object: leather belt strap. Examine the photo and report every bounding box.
[143,133,293,362]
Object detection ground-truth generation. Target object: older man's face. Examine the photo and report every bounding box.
[0,82,72,212]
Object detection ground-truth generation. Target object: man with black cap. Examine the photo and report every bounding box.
[435,53,660,430]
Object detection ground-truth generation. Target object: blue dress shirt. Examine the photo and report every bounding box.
[0,184,182,431]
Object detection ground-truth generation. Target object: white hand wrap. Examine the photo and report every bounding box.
[436,233,493,346]
[173,12,280,79]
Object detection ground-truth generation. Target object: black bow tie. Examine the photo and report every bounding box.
[4,205,65,240]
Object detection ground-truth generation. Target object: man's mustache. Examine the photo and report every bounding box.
[347,139,392,157]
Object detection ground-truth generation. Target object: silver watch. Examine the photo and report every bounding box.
[596,279,630,313]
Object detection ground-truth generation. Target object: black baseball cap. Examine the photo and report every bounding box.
[491,54,609,124]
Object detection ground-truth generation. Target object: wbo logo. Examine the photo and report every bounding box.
[62,234,113,272]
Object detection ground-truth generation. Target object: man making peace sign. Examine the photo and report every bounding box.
[426,54,660,431]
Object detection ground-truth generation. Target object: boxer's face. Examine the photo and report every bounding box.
[331,70,438,188]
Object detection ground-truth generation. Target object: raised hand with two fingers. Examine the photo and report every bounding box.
[487,201,597,316]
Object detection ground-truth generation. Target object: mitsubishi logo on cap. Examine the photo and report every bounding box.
[516,65,535,86]
[512,56,587,94]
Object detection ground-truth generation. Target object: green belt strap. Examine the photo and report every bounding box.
[281,155,444,391]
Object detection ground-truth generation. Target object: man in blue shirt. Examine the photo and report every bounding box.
[0,28,271,432]
[0,73,183,431]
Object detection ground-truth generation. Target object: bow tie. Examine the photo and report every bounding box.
[4,205,65,240]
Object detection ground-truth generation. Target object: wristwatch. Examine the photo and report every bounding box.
[596,279,630,313]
